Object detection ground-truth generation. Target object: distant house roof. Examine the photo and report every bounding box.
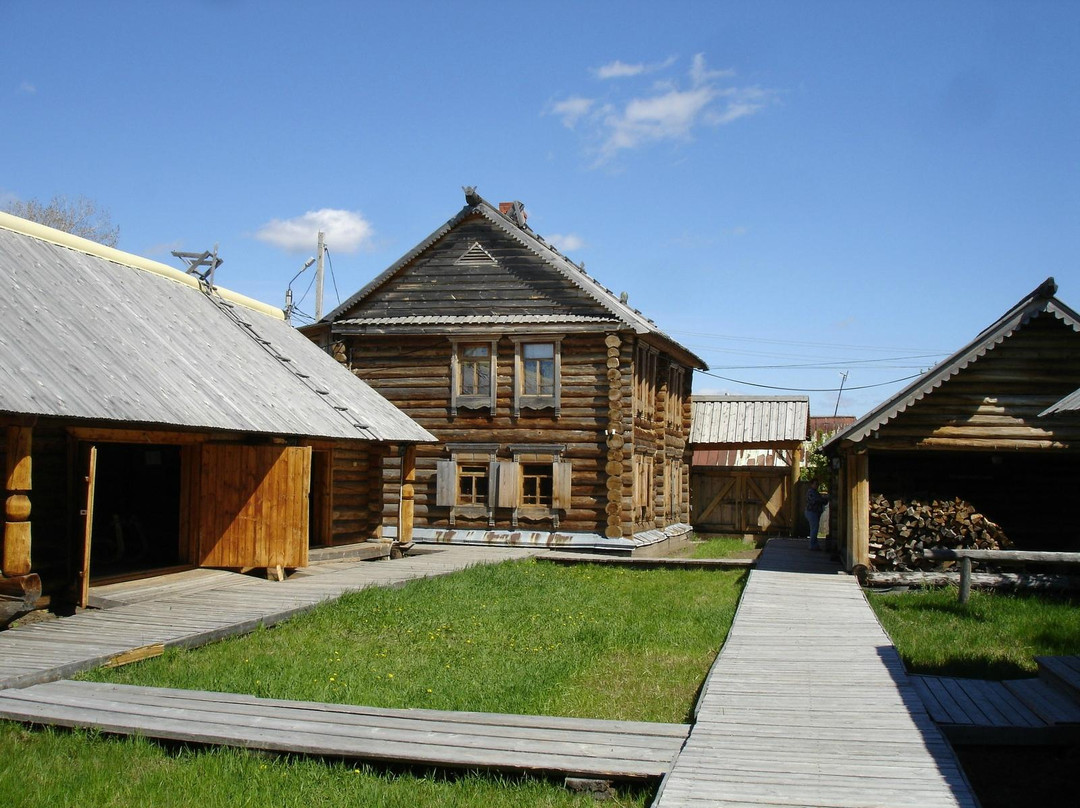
[0,212,435,444]
[690,395,810,446]
[824,277,1080,449]
[809,415,856,436]
[323,189,707,370]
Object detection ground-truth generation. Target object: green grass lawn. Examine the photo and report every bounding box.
[2,559,746,808]
[684,535,760,560]
[868,587,1080,679]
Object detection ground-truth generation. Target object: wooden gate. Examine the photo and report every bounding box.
[691,467,793,534]
[197,444,311,569]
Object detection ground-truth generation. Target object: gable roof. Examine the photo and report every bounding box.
[690,395,810,445]
[0,212,434,444]
[324,189,706,370]
[1041,387,1080,416]
[825,278,1080,448]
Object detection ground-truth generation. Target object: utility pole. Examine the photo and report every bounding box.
[314,230,326,320]
[834,371,849,417]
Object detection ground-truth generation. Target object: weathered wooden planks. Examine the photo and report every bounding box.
[0,680,688,779]
[654,538,979,808]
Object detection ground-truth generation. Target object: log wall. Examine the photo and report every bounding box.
[869,312,1080,450]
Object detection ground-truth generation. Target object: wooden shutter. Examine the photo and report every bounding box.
[197,445,311,569]
[496,461,520,508]
[435,460,457,506]
[553,460,573,510]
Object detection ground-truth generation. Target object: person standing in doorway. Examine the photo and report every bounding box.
[805,485,829,550]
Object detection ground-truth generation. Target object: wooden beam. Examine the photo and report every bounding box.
[398,444,416,547]
[4,425,33,577]
[846,452,869,570]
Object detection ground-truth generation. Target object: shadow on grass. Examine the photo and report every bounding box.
[903,657,1033,681]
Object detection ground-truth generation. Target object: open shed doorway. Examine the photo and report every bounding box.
[87,443,183,581]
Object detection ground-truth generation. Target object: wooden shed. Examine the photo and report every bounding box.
[689,396,809,535]
[303,188,707,554]
[0,212,433,622]
[824,278,1080,571]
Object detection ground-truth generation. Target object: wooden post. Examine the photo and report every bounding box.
[958,556,972,604]
[4,425,33,577]
[398,444,416,547]
[788,445,802,535]
[846,451,870,570]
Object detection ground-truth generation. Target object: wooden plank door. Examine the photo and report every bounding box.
[197,445,311,569]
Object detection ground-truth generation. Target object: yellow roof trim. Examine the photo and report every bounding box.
[0,211,285,321]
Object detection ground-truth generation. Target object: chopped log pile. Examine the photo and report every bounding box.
[869,494,1011,571]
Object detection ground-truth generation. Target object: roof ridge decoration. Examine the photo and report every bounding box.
[0,210,284,320]
[322,188,707,370]
[824,276,1080,449]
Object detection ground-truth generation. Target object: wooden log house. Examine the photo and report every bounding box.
[823,278,1080,571]
[0,212,433,624]
[689,396,809,536]
[304,189,707,554]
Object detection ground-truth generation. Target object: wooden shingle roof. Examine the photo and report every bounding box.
[0,212,435,444]
[323,189,706,370]
[690,395,810,446]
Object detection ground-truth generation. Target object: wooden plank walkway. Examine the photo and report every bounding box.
[653,538,979,808]
[0,546,541,690]
[0,680,688,779]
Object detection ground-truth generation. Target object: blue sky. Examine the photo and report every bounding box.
[3,1,1077,417]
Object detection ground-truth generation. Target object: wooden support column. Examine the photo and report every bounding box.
[4,424,33,577]
[788,445,802,534]
[846,451,870,571]
[397,444,416,548]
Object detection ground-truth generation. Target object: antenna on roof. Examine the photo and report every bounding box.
[173,245,223,286]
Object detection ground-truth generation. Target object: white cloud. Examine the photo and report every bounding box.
[254,209,374,253]
[548,54,774,165]
[550,96,594,128]
[594,56,676,80]
[546,233,585,252]
[17,81,35,94]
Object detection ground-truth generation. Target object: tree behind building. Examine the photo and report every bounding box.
[3,194,119,247]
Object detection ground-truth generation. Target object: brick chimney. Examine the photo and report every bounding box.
[499,201,527,228]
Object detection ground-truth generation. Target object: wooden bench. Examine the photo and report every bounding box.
[923,549,1080,603]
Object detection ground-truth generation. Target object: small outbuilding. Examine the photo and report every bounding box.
[824,278,1080,571]
[690,395,809,536]
[0,213,433,622]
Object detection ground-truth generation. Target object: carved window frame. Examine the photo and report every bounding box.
[511,337,562,418]
[449,338,498,417]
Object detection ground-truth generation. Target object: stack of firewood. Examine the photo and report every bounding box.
[869,494,1011,571]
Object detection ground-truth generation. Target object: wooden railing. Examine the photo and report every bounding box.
[923,548,1080,603]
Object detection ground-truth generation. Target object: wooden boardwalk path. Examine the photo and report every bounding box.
[654,538,979,808]
[0,546,540,690]
[0,680,688,779]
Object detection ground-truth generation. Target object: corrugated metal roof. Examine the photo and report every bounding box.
[824,278,1080,449]
[323,191,707,370]
[690,396,810,445]
[0,220,435,444]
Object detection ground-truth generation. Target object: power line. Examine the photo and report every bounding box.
[694,369,923,393]
[669,328,950,354]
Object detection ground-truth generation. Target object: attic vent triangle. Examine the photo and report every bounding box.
[455,241,497,266]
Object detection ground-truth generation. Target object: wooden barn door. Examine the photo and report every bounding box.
[692,468,792,534]
[197,445,311,570]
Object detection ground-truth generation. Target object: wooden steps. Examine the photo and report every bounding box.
[1036,654,1080,700]
[911,671,1080,745]
[0,681,687,780]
